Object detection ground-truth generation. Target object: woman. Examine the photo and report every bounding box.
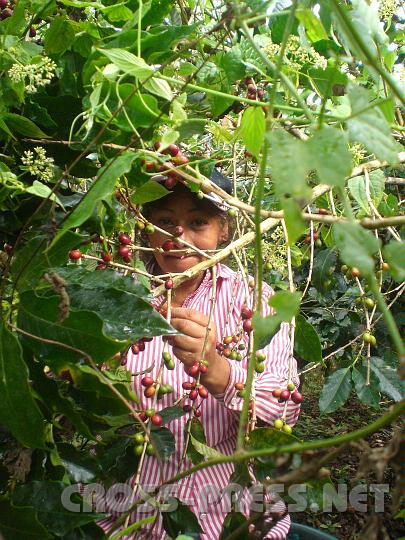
[99,171,300,539]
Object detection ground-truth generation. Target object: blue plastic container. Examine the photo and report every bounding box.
[287,523,339,540]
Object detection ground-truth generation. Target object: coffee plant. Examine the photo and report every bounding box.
[0,0,404,538]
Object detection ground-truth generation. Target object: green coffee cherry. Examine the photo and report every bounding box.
[255,362,265,373]
[274,419,283,430]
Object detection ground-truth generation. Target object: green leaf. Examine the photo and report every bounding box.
[57,443,102,483]
[268,130,312,202]
[219,512,248,540]
[57,266,178,342]
[248,427,300,450]
[294,314,322,364]
[159,404,187,425]
[216,46,245,83]
[143,77,173,101]
[239,107,265,158]
[26,181,64,208]
[370,357,404,402]
[319,367,352,413]
[117,86,161,128]
[296,8,328,42]
[382,240,405,282]
[348,170,385,215]
[268,291,301,320]
[189,434,225,460]
[0,324,46,449]
[99,48,153,79]
[0,498,52,540]
[11,481,102,536]
[10,231,83,292]
[44,16,76,55]
[252,313,281,350]
[312,248,337,292]
[352,366,380,409]
[18,291,124,363]
[150,426,175,461]
[131,180,169,204]
[3,113,49,139]
[97,437,139,483]
[333,221,380,277]
[162,500,202,539]
[346,85,400,164]
[281,197,306,245]
[177,118,206,138]
[308,127,351,188]
[52,151,138,245]
[185,418,206,465]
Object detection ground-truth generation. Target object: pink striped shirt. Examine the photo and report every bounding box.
[99,264,300,539]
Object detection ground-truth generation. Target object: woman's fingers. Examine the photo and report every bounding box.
[170,317,207,339]
[170,307,209,327]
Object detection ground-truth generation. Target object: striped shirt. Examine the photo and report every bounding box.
[99,263,300,539]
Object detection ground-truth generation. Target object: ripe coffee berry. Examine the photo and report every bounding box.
[29,26,36,37]
[272,388,282,399]
[182,381,195,390]
[189,389,198,400]
[279,389,291,402]
[162,240,174,252]
[118,245,130,258]
[351,267,361,278]
[241,306,253,319]
[165,278,174,290]
[173,225,184,237]
[141,376,154,387]
[131,344,140,354]
[151,414,163,427]
[0,0,8,8]
[118,232,131,245]
[194,409,202,418]
[154,141,161,151]
[243,319,253,333]
[96,263,107,270]
[69,249,82,260]
[168,144,180,157]
[164,176,177,190]
[198,364,208,374]
[235,382,245,391]
[144,386,156,398]
[198,386,208,399]
[183,404,192,412]
[188,364,200,377]
[101,252,112,262]
[291,391,303,404]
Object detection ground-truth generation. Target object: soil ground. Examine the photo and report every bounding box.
[289,369,404,540]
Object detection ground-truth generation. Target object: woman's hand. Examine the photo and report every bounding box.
[169,307,231,395]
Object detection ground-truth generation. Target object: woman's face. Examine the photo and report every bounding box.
[147,190,228,274]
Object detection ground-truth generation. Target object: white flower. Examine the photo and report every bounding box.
[21,147,54,182]
[8,56,57,93]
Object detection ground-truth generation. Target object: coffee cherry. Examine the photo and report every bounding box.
[183,404,192,412]
[134,444,144,456]
[131,344,140,354]
[198,386,209,399]
[194,409,202,418]
[341,265,348,273]
[101,251,112,262]
[118,232,131,245]
[144,223,155,234]
[189,389,198,400]
[196,190,204,200]
[243,319,253,333]
[151,414,163,427]
[351,267,361,278]
[255,362,265,373]
[146,443,155,455]
[1,8,12,18]
[257,88,265,99]
[154,141,161,151]
[365,298,375,309]
[272,388,282,399]
[168,144,180,157]
[279,389,291,402]
[162,351,171,362]
[223,335,233,345]
[228,208,237,217]
[304,235,311,244]
[235,382,245,391]
[247,84,256,94]
[188,363,200,377]
[245,77,254,85]
[134,432,145,444]
[282,424,292,435]
[164,176,178,190]
[256,352,266,362]
[96,263,107,270]
[238,343,246,351]
[29,26,36,37]
[287,382,295,391]
[173,152,189,165]
[198,363,208,374]
[173,225,183,237]
[0,0,8,9]
[69,249,82,260]
[382,262,390,271]
[141,376,154,387]
[162,240,174,252]
[165,358,175,370]
[291,390,303,404]
[318,208,328,215]
[362,332,373,344]
[274,419,284,430]
[144,386,156,398]
[230,351,238,360]
[182,381,195,390]
[370,335,377,346]
[241,306,253,320]
[216,342,224,352]
[136,220,145,230]
[223,348,232,358]
[137,340,145,352]
[118,245,130,258]
[165,278,174,290]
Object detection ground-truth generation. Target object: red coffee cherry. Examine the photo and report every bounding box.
[131,344,140,354]
[173,225,184,237]
[241,306,253,320]
[291,391,303,404]
[154,141,161,151]
[96,263,107,270]
[29,26,36,37]
[141,376,154,387]
[198,386,209,399]
[189,389,198,400]
[165,278,174,290]
[182,381,195,390]
[194,409,202,418]
[198,364,208,374]
[118,232,131,245]
[243,319,253,333]
[151,414,163,427]
[69,249,82,260]
[164,176,178,190]
[279,389,291,402]
[188,364,200,378]
[272,388,282,399]
[183,404,192,412]
[168,144,180,157]
[144,386,156,398]
[101,251,112,262]
[118,245,130,258]
[162,240,174,252]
